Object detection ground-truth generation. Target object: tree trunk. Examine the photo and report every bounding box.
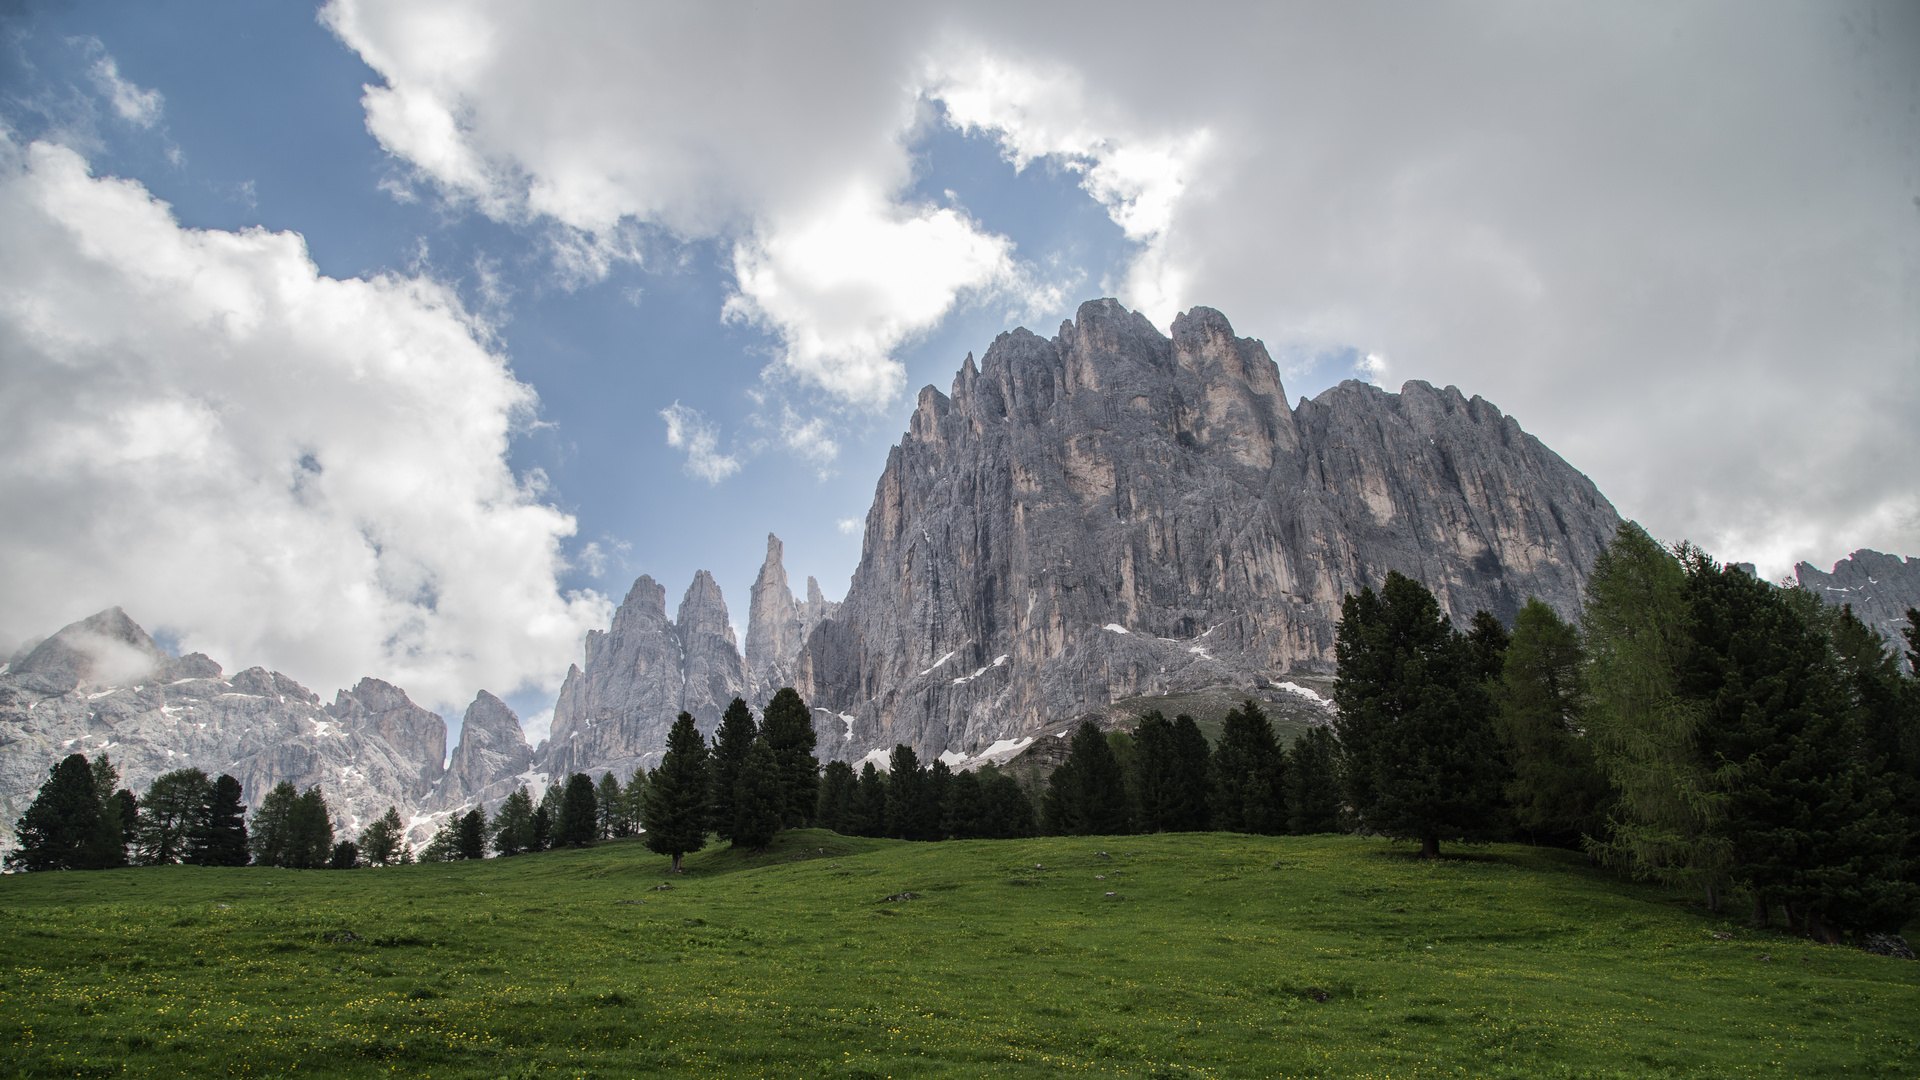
[1706,881,1722,915]
[1748,893,1769,928]
[1805,913,1842,946]
[671,852,683,873]
[1420,835,1439,859]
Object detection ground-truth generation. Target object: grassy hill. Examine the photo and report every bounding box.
[1,830,1915,1078]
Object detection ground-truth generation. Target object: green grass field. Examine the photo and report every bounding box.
[2,831,1915,1079]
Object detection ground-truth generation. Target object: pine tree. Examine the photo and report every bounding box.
[816,760,857,833]
[329,840,360,869]
[762,687,821,828]
[85,754,129,868]
[643,712,711,872]
[1166,714,1212,831]
[618,770,648,837]
[1582,524,1730,907]
[942,767,984,839]
[7,754,110,871]
[928,759,956,840]
[595,772,623,840]
[1210,701,1286,835]
[456,807,488,860]
[359,805,406,866]
[853,762,888,837]
[885,745,938,840]
[1043,721,1131,836]
[709,697,758,844]
[730,738,783,851]
[189,775,249,866]
[979,765,1038,838]
[490,787,536,856]
[534,783,565,851]
[1130,711,1178,832]
[419,819,458,862]
[289,787,335,869]
[1285,726,1344,834]
[559,773,598,847]
[249,782,301,868]
[1334,571,1507,858]
[137,768,212,865]
[1494,598,1613,847]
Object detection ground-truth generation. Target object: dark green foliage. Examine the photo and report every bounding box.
[189,774,250,866]
[1130,713,1211,832]
[617,770,648,837]
[490,788,536,857]
[885,745,939,841]
[1210,701,1286,835]
[762,687,821,828]
[252,783,334,869]
[290,787,335,869]
[729,739,783,851]
[1334,570,1508,858]
[1494,598,1612,848]
[942,767,984,838]
[1285,726,1344,834]
[978,765,1037,838]
[709,697,758,843]
[533,782,564,852]
[456,808,487,860]
[7,754,116,871]
[816,760,857,834]
[928,759,955,838]
[359,806,406,866]
[1166,713,1213,831]
[559,773,598,847]
[853,762,888,837]
[328,840,360,869]
[137,768,211,866]
[1043,721,1131,836]
[642,712,711,872]
[595,772,623,840]
[419,819,459,862]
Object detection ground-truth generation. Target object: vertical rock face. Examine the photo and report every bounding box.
[540,571,753,781]
[1796,550,1920,668]
[433,690,535,812]
[0,609,451,848]
[745,533,842,693]
[797,299,1621,763]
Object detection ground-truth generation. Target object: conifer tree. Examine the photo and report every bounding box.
[249,781,301,868]
[1166,714,1213,831]
[643,712,711,871]
[1210,701,1286,835]
[1334,571,1507,858]
[1494,598,1613,847]
[456,807,488,860]
[7,754,112,871]
[1043,721,1131,836]
[942,767,985,838]
[853,761,887,837]
[490,787,536,856]
[289,787,335,869]
[189,774,250,866]
[709,697,758,844]
[1582,524,1729,907]
[616,770,647,836]
[137,768,212,865]
[927,759,955,840]
[559,773,598,847]
[885,744,938,840]
[1285,726,1345,834]
[762,687,821,828]
[359,805,406,866]
[595,772,623,839]
[979,766,1038,838]
[1130,711,1178,832]
[816,760,857,833]
[730,738,783,851]
[534,783,565,851]
[86,754,130,868]
[419,819,458,862]
[329,840,360,869]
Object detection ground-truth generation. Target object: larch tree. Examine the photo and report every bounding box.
[359,806,406,866]
[595,772,623,839]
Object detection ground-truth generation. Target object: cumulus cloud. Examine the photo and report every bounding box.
[322,1,1919,575]
[659,402,741,484]
[0,136,611,707]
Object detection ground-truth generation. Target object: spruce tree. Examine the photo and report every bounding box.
[456,807,488,860]
[359,805,405,866]
[490,788,536,856]
[534,783,565,851]
[979,766,1038,838]
[85,754,129,868]
[642,712,711,871]
[709,697,758,844]
[559,773,599,847]
[927,759,955,840]
[1285,726,1344,834]
[853,761,887,837]
[595,772,623,840]
[419,820,459,862]
[289,787,335,869]
[1166,714,1213,831]
[7,754,110,871]
[885,745,937,840]
[137,768,212,865]
[1494,598,1612,847]
[329,840,360,869]
[1582,523,1730,907]
[249,782,301,868]
[1043,721,1131,836]
[1210,701,1286,834]
[189,774,249,866]
[762,687,821,828]
[1130,711,1178,832]
[1334,571,1507,858]
[943,767,984,839]
[816,760,857,833]
[730,738,783,851]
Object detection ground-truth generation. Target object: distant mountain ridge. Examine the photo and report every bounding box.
[1795,550,1920,669]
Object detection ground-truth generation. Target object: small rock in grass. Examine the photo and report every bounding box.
[1757,954,1772,962]
[1712,932,1732,940]
[1095,875,1106,880]
[651,883,675,891]
[1307,987,1331,1003]
[1864,934,1914,960]
[882,892,921,903]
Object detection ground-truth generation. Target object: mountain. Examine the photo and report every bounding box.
[1795,550,1920,667]
[0,608,539,850]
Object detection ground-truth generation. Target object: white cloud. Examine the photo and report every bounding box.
[1357,353,1388,387]
[659,402,741,484]
[774,407,840,473]
[837,518,863,536]
[87,54,163,129]
[0,136,611,707]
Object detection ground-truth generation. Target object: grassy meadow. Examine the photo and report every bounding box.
[1,830,1915,1079]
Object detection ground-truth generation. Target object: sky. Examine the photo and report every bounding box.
[1,2,1915,747]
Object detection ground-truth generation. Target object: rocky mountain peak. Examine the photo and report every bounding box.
[7,606,167,693]
[745,534,842,693]
[1796,550,1920,669]
[434,689,534,813]
[324,677,446,798]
